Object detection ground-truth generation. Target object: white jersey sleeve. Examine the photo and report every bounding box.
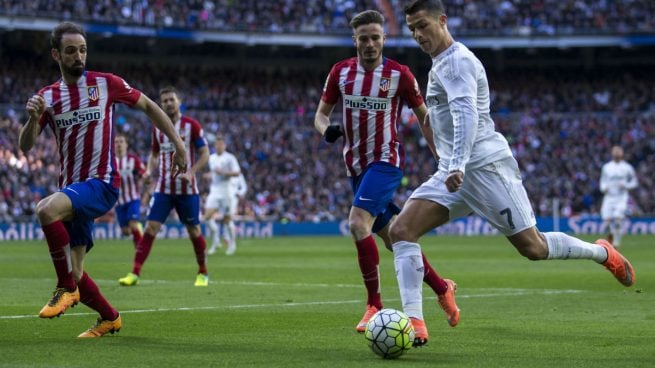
[426,42,512,174]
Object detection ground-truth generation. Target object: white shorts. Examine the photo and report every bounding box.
[410,157,536,236]
[205,192,238,217]
[600,197,627,220]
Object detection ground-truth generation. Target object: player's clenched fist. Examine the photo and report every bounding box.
[25,94,46,120]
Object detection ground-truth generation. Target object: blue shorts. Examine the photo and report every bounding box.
[115,200,141,228]
[61,179,119,250]
[147,193,200,225]
[350,162,402,233]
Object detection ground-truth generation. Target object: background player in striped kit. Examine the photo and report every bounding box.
[19,21,187,337]
[119,86,210,287]
[114,133,146,248]
[313,9,459,337]
[600,145,638,247]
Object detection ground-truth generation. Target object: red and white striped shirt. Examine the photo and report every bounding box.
[38,71,142,189]
[116,153,145,205]
[321,57,424,176]
[151,116,206,195]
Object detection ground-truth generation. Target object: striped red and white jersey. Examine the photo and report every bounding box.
[116,153,146,205]
[38,71,142,189]
[321,57,424,176]
[151,116,207,195]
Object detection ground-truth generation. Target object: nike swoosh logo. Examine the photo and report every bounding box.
[358,197,373,201]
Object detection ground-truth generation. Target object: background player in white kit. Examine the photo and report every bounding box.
[600,145,638,247]
[205,134,241,255]
[391,0,637,346]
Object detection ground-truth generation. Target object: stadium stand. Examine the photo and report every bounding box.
[2,0,654,35]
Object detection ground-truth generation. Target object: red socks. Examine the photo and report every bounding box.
[132,232,155,276]
[422,252,448,295]
[78,272,119,321]
[41,221,76,290]
[191,235,208,275]
[355,235,382,309]
[131,228,143,249]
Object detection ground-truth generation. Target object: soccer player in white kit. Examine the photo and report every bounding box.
[204,134,241,255]
[393,0,637,346]
[600,146,638,247]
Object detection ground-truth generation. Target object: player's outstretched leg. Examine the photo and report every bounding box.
[39,287,80,318]
[78,315,122,338]
[596,239,635,286]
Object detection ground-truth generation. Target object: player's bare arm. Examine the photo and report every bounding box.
[180,145,209,182]
[314,100,335,135]
[314,100,343,142]
[19,94,46,153]
[412,104,438,160]
[134,94,187,174]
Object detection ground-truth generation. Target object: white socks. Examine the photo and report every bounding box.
[393,241,424,320]
[205,218,219,244]
[544,232,607,263]
[611,220,623,247]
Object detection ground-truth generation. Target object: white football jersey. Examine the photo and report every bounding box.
[600,160,637,199]
[425,42,512,174]
[208,151,240,196]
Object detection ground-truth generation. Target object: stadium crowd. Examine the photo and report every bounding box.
[1,57,653,223]
[1,0,654,36]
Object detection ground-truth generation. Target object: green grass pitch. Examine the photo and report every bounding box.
[0,235,653,367]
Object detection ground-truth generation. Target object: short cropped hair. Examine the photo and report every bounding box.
[404,0,446,16]
[349,10,385,29]
[50,22,86,51]
[159,85,179,97]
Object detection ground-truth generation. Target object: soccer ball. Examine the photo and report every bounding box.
[364,308,415,359]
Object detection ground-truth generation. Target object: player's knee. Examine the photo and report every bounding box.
[35,199,59,224]
[348,220,368,239]
[389,220,413,243]
[145,222,161,235]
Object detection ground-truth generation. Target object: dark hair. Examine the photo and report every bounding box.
[159,85,179,97]
[404,0,445,16]
[50,22,86,51]
[349,10,385,29]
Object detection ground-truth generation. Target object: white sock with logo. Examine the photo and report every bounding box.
[393,241,424,320]
[544,232,607,263]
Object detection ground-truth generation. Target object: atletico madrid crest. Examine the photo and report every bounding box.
[379,77,391,92]
[87,86,99,101]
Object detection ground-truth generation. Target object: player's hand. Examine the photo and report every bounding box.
[324,125,344,143]
[25,94,46,120]
[445,171,464,192]
[178,172,193,182]
[171,149,187,177]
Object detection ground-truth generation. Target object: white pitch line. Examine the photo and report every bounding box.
[0,288,584,320]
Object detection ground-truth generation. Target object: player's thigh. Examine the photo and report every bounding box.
[147,193,174,223]
[63,179,118,220]
[36,192,74,223]
[175,194,200,225]
[602,198,626,220]
[351,162,402,218]
[462,158,536,236]
[390,198,450,243]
